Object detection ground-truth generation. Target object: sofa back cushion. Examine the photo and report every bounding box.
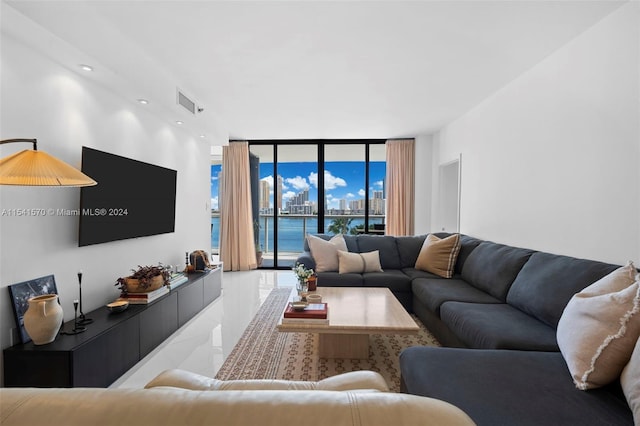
[356,235,402,270]
[396,235,428,268]
[454,235,483,275]
[461,242,534,300]
[506,252,619,328]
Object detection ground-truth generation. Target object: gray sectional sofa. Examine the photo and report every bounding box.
[296,233,635,425]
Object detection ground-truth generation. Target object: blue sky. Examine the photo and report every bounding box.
[211,161,385,211]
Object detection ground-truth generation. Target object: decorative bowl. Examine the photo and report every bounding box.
[124,275,164,293]
[290,301,308,311]
[307,294,322,303]
[107,300,129,313]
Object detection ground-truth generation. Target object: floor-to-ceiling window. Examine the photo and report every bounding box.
[244,140,385,269]
[323,142,386,235]
[210,155,222,255]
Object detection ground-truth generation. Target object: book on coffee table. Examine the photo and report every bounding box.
[281,317,329,324]
[284,302,327,318]
[282,302,329,324]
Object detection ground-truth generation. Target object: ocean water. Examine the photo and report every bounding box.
[211,216,383,252]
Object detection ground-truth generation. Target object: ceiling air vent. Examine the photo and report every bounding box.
[177,89,196,114]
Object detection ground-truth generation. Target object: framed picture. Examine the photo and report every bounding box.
[8,275,59,344]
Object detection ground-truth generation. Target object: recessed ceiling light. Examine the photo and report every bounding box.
[176,120,184,125]
[199,135,206,138]
[137,99,149,105]
[79,64,93,72]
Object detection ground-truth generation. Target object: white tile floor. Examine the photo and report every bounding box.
[110,269,296,389]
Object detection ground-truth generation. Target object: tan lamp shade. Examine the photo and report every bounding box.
[0,149,97,187]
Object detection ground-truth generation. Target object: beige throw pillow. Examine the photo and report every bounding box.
[621,337,640,425]
[556,261,640,390]
[414,234,461,278]
[306,234,348,272]
[337,250,383,274]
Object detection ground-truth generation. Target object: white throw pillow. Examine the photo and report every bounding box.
[556,261,640,390]
[621,337,640,425]
[306,234,348,272]
[337,250,383,274]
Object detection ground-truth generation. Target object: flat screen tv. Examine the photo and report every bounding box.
[78,147,177,247]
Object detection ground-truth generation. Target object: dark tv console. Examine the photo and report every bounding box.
[3,268,222,388]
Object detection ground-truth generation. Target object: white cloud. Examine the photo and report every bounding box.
[285,176,309,191]
[309,172,319,188]
[346,193,355,198]
[211,197,218,210]
[309,171,347,190]
[211,175,218,182]
[282,191,296,200]
[358,189,365,197]
[325,171,347,190]
[375,180,384,188]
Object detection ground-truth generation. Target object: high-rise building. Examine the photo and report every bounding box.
[370,198,384,215]
[259,180,270,211]
[349,199,365,214]
[276,175,283,210]
[371,190,385,215]
[285,188,311,214]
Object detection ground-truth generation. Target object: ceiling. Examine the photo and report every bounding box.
[2,0,626,143]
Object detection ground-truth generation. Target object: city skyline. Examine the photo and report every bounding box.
[211,161,386,213]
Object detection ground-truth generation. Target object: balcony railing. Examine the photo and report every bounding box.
[211,213,385,255]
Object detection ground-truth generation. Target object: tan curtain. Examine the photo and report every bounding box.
[220,141,257,271]
[385,139,415,236]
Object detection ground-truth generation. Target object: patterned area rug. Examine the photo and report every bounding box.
[215,288,440,391]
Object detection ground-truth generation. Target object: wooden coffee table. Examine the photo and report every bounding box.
[277,287,419,359]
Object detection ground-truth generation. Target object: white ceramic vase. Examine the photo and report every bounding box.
[23,294,63,345]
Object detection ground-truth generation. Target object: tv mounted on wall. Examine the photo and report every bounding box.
[78,147,177,247]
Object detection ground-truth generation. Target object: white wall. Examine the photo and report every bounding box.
[429,2,639,265]
[0,32,215,375]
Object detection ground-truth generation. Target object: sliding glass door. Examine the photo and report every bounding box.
[276,144,318,268]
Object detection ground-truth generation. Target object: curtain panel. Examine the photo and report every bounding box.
[385,139,415,236]
[220,141,257,271]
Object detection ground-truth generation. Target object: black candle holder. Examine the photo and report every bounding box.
[61,300,86,335]
[76,271,93,325]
